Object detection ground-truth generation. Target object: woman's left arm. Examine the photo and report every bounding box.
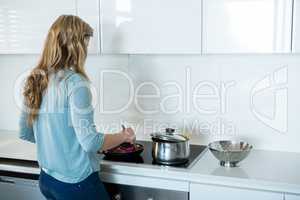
[19,110,36,143]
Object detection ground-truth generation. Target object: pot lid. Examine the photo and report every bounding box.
[151,128,189,142]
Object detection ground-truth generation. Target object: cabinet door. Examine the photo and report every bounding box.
[77,0,100,54]
[0,177,45,200]
[190,183,284,200]
[203,0,293,54]
[286,194,300,200]
[0,0,75,54]
[100,0,202,54]
[293,0,300,53]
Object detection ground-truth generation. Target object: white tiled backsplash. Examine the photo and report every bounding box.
[0,54,300,152]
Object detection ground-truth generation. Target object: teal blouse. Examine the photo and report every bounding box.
[19,69,104,183]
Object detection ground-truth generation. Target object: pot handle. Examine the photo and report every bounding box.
[166,128,175,134]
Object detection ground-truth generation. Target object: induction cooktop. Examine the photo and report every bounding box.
[102,141,207,169]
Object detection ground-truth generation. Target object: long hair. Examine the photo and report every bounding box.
[23,15,93,125]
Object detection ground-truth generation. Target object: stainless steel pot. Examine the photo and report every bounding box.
[151,128,190,165]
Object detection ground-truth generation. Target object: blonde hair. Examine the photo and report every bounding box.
[23,15,93,125]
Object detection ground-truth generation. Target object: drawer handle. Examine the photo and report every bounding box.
[0,178,15,184]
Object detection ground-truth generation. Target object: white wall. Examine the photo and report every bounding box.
[127,55,300,152]
[0,54,300,152]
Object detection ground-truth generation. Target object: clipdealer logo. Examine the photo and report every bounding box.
[13,65,289,135]
[250,66,288,133]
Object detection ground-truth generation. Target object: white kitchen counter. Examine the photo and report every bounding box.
[0,129,300,195]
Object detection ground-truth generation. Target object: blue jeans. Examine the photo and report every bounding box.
[39,170,110,200]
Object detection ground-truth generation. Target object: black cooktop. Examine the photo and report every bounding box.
[103,141,207,169]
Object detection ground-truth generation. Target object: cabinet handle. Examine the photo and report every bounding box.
[0,177,15,184]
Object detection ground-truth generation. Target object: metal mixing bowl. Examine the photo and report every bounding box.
[208,141,253,167]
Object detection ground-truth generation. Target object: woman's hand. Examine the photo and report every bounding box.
[121,127,136,144]
[101,127,136,151]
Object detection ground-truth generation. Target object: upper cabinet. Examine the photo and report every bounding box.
[293,0,300,53]
[100,0,202,54]
[77,0,100,54]
[0,0,296,55]
[0,0,75,54]
[0,0,99,54]
[202,0,293,54]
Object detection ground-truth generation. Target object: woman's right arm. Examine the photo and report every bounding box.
[68,75,135,153]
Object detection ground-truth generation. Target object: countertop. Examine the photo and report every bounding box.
[0,130,300,194]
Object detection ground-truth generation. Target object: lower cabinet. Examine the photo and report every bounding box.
[190,183,284,200]
[0,176,45,200]
[286,194,300,200]
[100,172,189,200]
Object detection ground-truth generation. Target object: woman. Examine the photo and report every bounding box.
[19,15,135,200]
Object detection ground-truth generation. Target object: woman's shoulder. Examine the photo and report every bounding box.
[63,70,89,94]
[64,69,86,82]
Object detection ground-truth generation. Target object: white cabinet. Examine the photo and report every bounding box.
[0,176,45,200]
[293,0,300,53]
[203,0,293,54]
[190,183,284,200]
[286,194,300,200]
[77,0,100,54]
[100,0,202,54]
[0,0,75,54]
